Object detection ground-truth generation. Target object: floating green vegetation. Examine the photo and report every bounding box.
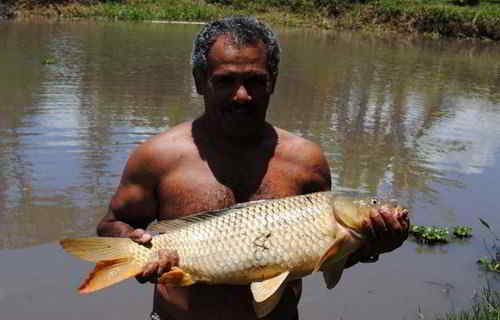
[453,226,473,238]
[477,218,500,274]
[477,258,500,273]
[435,287,500,320]
[410,224,473,244]
[41,56,57,65]
[410,225,451,244]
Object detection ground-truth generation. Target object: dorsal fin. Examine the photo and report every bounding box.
[147,199,269,233]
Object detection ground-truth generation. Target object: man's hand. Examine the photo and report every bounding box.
[129,229,180,283]
[346,207,409,267]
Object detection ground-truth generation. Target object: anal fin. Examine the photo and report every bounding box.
[251,271,290,318]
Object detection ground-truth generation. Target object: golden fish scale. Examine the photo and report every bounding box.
[145,192,338,285]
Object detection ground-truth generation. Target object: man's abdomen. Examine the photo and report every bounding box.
[154,281,300,320]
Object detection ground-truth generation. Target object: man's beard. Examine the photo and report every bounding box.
[218,103,267,139]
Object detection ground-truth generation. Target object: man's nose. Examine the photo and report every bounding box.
[233,84,252,103]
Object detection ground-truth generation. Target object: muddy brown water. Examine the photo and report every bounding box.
[1,20,500,319]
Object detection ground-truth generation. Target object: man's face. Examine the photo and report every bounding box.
[198,35,275,139]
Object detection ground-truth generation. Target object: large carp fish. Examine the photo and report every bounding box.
[61,191,408,317]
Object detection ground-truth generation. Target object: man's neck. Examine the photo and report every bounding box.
[196,114,271,152]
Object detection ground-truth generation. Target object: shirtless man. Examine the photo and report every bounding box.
[96,16,409,320]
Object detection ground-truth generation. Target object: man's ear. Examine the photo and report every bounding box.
[193,69,207,95]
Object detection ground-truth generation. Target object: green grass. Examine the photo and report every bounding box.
[436,287,500,320]
[9,0,500,39]
[19,0,233,21]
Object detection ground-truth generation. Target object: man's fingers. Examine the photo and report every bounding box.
[137,249,181,284]
[362,220,377,240]
[129,229,152,244]
[136,274,156,284]
[398,210,410,232]
[157,249,180,271]
[142,261,159,277]
[370,209,388,238]
[136,261,160,284]
[380,208,404,237]
[158,255,170,274]
[129,228,144,240]
[140,233,152,243]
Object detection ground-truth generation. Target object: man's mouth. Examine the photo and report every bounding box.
[222,104,254,119]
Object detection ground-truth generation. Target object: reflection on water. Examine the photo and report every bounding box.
[1,21,500,320]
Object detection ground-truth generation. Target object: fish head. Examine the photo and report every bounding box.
[332,196,408,238]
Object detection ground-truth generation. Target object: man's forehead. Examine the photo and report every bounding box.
[213,33,263,48]
[207,34,267,67]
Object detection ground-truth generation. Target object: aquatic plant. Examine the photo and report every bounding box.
[477,218,500,274]
[410,225,450,244]
[453,226,473,238]
[42,56,57,65]
[410,224,473,244]
[436,287,500,320]
[477,258,500,273]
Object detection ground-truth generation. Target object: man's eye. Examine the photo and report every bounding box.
[213,76,235,86]
[245,76,268,88]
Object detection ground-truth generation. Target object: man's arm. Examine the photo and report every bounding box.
[97,141,158,237]
[96,140,178,280]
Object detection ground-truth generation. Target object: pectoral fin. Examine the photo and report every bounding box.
[251,271,290,318]
[322,257,348,289]
[314,234,349,272]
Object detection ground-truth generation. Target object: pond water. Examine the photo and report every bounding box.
[1,20,500,320]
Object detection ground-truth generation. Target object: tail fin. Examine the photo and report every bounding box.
[60,237,144,294]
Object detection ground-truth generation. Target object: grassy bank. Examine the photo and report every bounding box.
[5,0,500,39]
[436,287,500,320]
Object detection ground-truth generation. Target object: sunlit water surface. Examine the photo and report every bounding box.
[1,20,500,319]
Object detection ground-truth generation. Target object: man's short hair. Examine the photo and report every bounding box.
[192,16,280,79]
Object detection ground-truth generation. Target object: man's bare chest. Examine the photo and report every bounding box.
[155,158,303,220]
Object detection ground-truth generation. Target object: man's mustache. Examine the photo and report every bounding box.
[223,103,254,113]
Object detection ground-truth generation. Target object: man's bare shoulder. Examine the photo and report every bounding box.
[127,121,196,174]
[274,128,325,164]
[274,127,332,191]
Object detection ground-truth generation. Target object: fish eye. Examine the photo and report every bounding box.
[370,198,378,205]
